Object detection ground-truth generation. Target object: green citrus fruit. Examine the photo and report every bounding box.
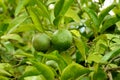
[51,29,73,51]
[32,33,50,52]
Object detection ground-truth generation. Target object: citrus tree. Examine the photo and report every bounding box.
[0,0,120,80]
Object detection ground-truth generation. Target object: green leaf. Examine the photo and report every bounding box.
[98,4,116,23]
[27,6,43,32]
[34,0,50,19]
[38,51,67,71]
[84,7,99,31]
[61,63,91,80]
[112,4,120,16]
[54,0,74,26]
[34,6,49,18]
[60,51,73,64]
[0,63,13,77]
[0,76,9,80]
[100,48,120,63]
[113,73,120,80]
[54,0,74,17]
[100,16,120,33]
[0,69,12,76]
[37,52,59,61]
[19,66,41,80]
[74,37,86,61]
[59,0,74,16]
[78,76,90,80]
[6,14,28,34]
[30,60,55,80]
[1,34,23,43]
[76,50,84,63]
[15,0,30,16]
[93,68,107,80]
[87,53,103,63]
[0,23,9,35]
[53,15,62,26]
[46,60,58,69]
[2,41,14,54]
[24,75,46,80]
[55,52,68,71]
[54,0,64,17]
[0,42,14,62]
[99,0,105,4]
[65,8,81,22]
[79,0,87,6]
[15,49,34,58]
[13,24,35,32]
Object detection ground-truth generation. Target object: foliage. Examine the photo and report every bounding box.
[0,0,120,80]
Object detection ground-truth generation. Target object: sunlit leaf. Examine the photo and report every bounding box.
[87,53,103,63]
[13,24,35,32]
[34,6,49,18]
[1,41,14,54]
[98,4,116,23]
[78,76,90,80]
[84,7,99,31]
[30,60,55,80]
[54,0,74,17]
[112,4,120,16]
[0,76,9,80]
[79,0,87,6]
[19,66,41,80]
[61,63,91,80]
[71,30,81,37]
[100,16,120,33]
[54,0,74,26]
[6,14,28,34]
[1,34,23,43]
[59,0,74,16]
[46,60,58,69]
[14,49,34,58]
[38,51,67,71]
[15,0,30,16]
[65,8,81,23]
[34,0,50,19]
[60,51,73,64]
[0,63,13,77]
[24,75,46,80]
[0,69,13,77]
[100,48,120,63]
[27,6,43,32]
[37,52,59,61]
[74,37,86,61]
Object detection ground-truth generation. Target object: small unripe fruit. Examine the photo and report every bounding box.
[51,29,73,51]
[32,33,50,52]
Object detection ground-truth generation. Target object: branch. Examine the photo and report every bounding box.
[107,71,113,80]
[106,66,120,72]
[104,55,120,71]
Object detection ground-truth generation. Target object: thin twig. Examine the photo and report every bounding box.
[75,0,82,10]
[107,71,113,80]
[104,55,120,71]
[106,66,120,72]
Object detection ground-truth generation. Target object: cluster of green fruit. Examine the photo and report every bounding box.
[32,29,73,52]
